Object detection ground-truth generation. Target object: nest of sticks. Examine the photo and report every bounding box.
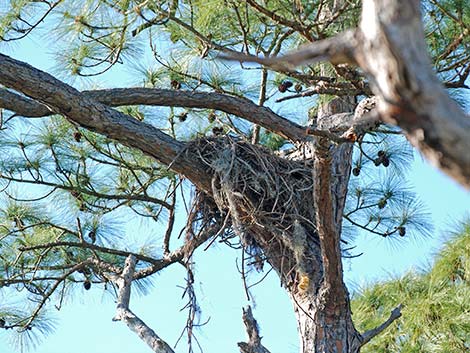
[185,136,319,284]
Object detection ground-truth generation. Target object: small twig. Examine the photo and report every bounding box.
[246,267,273,290]
[76,218,84,242]
[342,252,363,259]
[203,212,231,250]
[19,241,159,265]
[360,304,403,347]
[275,85,365,102]
[238,249,251,301]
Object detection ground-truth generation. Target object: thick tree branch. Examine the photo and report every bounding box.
[360,304,402,346]
[0,87,307,142]
[224,29,357,70]
[283,100,381,162]
[112,255,175,353]
[0,88,53,117]
[340,97,381,141]
[356,0,470,189]
[0,53,212,191]
[87,89,306,142]
[225,0,470,189]
[238,306,271,353]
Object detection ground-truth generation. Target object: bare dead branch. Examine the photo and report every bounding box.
[297,98,380,145]
[112,255,176,353]
[0,54,212,191]
[222,29,357,70]
[238,306,271,353]
[340,97,381,141]
[0,87,307,142]
[360,304,403,346]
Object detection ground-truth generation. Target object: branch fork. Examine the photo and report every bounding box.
[112,255,175,353]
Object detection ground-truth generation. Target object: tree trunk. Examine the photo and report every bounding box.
[278,97,363,352]
[291,292,362,353]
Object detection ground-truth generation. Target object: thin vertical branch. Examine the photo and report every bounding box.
[252,69,268,145]
[313,139,348,305]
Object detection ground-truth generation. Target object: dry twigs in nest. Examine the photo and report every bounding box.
[185,137,321,287]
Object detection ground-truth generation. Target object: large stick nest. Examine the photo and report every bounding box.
[185,137,320,284]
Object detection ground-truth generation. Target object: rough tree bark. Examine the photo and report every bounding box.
[356,0,470,189]
[0,87,306,142]
[0,54,211,191]
[285,97,362,353]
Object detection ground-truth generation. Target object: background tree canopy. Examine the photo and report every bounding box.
[353,222,470,352]
[0,1,469,353]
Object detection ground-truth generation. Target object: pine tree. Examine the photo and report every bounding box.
[0,1,468,352]
[353,221,470,352]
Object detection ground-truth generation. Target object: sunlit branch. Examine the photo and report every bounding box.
[223,29,357,70]
[112,255,176,353]
[0,54,211,191]
[222,0,470,188]
[0,87,307,142]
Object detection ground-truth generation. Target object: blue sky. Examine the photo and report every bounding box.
[1,33,469,353]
